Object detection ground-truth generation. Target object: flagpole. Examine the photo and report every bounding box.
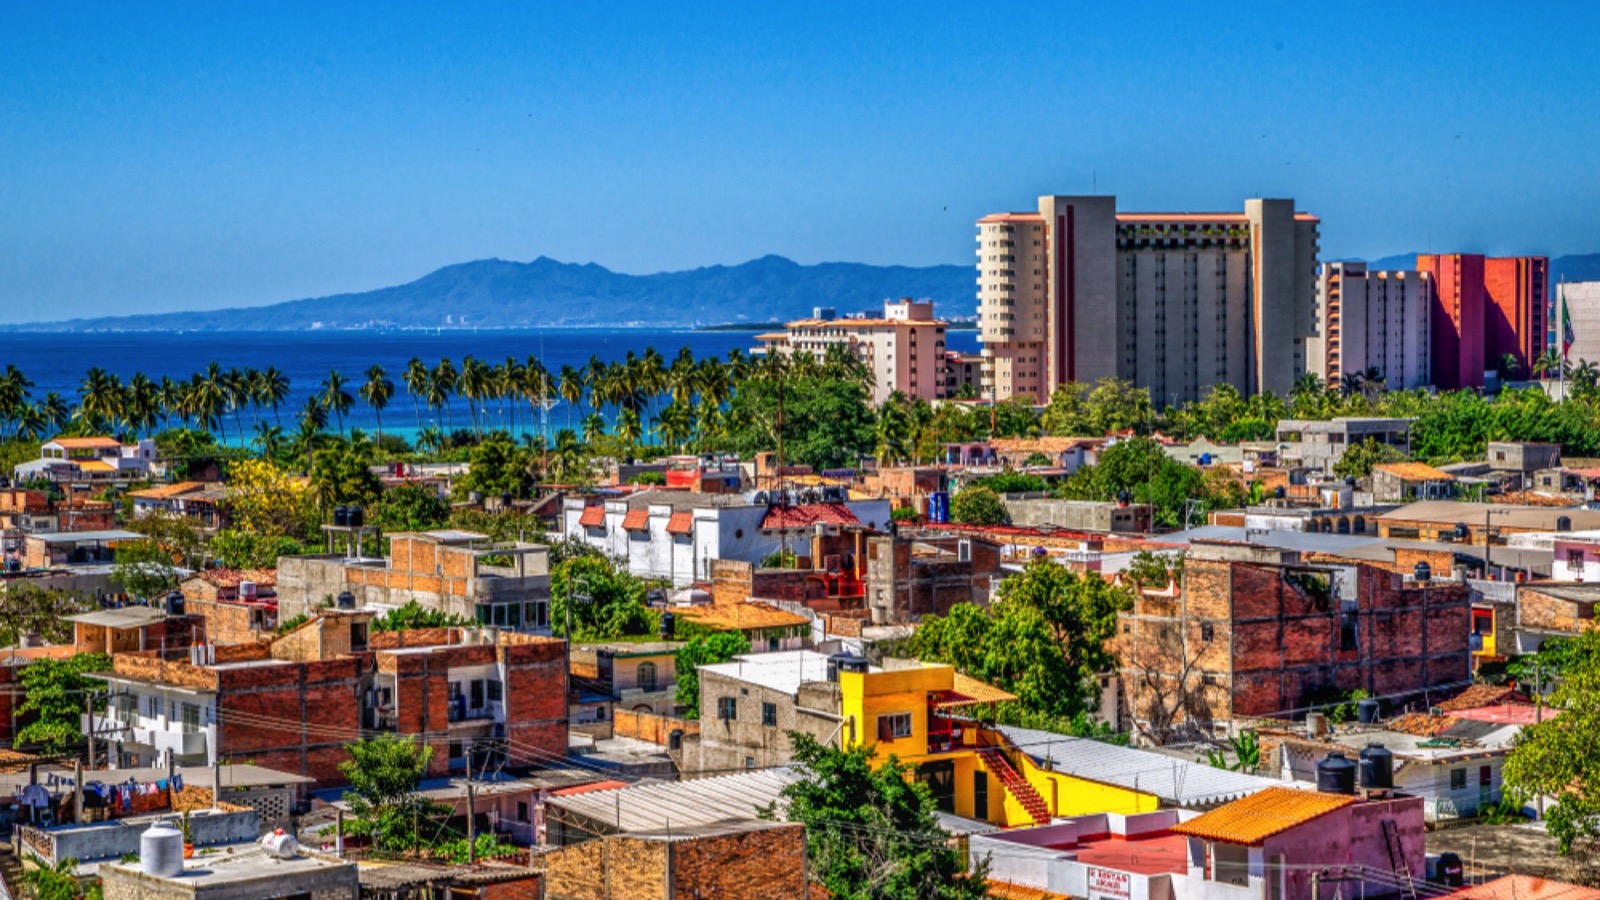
[1560,277,1569,402]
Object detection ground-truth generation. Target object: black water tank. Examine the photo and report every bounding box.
[1454,522,1470,541]
[1414,561,1432,582]
[164,591,185,617]
[659,611,676,640]
[333,505,349,527]
[348,505,364,528]
[1357,697,1381,724]
[1359,744,1394,789]
[1116,490,1132,507]
[1274,485,1286,499]
[336,590,356,609]
[1317,751,1357,794]
[500,491,512,508]
[1345,475,1357,487]
[1435,852,1464,887]
[1558,515,1573,532]
[839,655,870,675]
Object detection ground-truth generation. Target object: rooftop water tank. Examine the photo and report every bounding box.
[336,590,356,609]
[333,505,349,527]
[659,611,676,640]
[1357,697,1381,724]
[347,505,364,528]
[1359,743,1394,789]
[1414,561,1432,582]
[1317,751,1357,794]
[140,820,184,877]
[260,827,299,859]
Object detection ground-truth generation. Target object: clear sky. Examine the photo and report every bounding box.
[3,2,1598,322]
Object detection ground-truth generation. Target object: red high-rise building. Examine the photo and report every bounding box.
[1418,253,1486,390]
[1417,254,1548,389]
[1485,256,1549,376]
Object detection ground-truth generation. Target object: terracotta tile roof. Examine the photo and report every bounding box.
[672,601,809,632]
[987,881,1072,900]
[1388,712,1461,737]
[761,503,860,530]
[46,436,121,449]
[1439,684,1527,711]
[1170,787,1354,845]
[128,481,209,500]
[991,436,1103,455]
[666,511,694,535]
[1448,876,1600,900]
[577,505,605,528]
[190,568,278,589]
[1375,461,1455,481]
[621,509,650,532]
[930,673,1018,710]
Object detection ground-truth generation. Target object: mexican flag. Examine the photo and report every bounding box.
[1564,288,1577,360]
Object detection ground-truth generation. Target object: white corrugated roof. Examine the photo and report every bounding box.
[998,726,1285,807]
[546,767,801,833]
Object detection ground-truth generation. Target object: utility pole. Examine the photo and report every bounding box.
[1535,659,1546,820]
[466,776,477,863]
[84,690,95,770]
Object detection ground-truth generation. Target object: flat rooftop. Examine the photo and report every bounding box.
[1063,831,1189,877]
[101,845,353,887]
[700,650,854,696]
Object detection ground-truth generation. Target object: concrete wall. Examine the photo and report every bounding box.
[689,670,841,774]
[23,808,260,865]
[99,856,358,900]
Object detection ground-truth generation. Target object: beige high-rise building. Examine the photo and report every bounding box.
[976,196,1320,405]
[1309,262,1432,390]
[755,299,948,403]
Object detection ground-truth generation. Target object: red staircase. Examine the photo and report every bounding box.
[977,748,1051,825]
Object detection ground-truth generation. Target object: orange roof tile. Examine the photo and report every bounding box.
[47,436,121,449]
[75,459,117,472]
[1375,461,1455,481]
[621,509,650,532]
[577,505,605,528]
[672,601,809,632]
[666,511,694,536]
[987,881,1072,900]
[1170,787,1354,845]
[1438,684,1526,711]
[1448,876,1600,900]
[128,481,209,500]
[189,568,278,589]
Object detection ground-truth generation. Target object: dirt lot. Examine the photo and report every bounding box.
[1427,822,1599,885]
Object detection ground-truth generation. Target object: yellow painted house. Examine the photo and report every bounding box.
[836,659,1162,828]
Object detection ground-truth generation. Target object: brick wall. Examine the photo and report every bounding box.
[539,825,805,900]
[1519,586,1597,635]
[216,656,363,785]
[711,559,754,605]
[612,709,698,746]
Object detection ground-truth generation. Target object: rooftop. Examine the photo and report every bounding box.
[545,766,802,833]
[671,600,810,632]
[68,606,170,629]
[1380,501,1600,530]
[1170,787,1354,844]
[1375,462,1457,481]
[1068,830,1191,877]
[761,503,860,530]
[1447,875,1600,900]
[100,845,354,888]
[45,436,123,449]
[998,725,1284,806]
[29,529,144,544]
[700,650,841,696]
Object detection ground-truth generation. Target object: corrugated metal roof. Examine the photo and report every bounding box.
[545,767,801,834]
[997,726,1284,807]
[1171,786,1354,844]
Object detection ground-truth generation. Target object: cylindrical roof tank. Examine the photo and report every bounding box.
[141,820,184,877]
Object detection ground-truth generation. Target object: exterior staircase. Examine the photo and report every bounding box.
[977,747,1051,825]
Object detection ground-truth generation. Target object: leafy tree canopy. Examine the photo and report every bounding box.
[1504,629,1600,863]
[675,631,752,718]
[950,486,1007,525]
[550,555,650,640]
[17,653,111,753]
[764,733,990,900]
[373,600,471,633]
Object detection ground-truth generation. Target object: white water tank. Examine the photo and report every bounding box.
[239,581,257,601]
[260,827,299,859]
[141,820,184,877]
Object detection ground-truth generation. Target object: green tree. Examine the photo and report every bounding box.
[972,471,1047,494]
[17,653,111,752]
[950,485,1007,525]
[208,530,313,569]
[764,733,990,900]
[1125,550,1183,592]
[373,600,471,633]
[0,585,91,647]
[1504,629,1600,865]
[21,856,94,900]
[675,631,752,718]
[550,556,650,640]
[338,734,447,854]
[457,434,532,500]
[112,540,181,601]
[374,483,451,534]
[1332,437,1406,479]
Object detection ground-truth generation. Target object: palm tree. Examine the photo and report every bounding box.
[255,366,291,426]
[125,373,160,436]
[875,392,912,465]
[557,364,583,430]
[1533,349,1565,380]
[416,424,444,458]
[221,368,251,443]
[295,397,329,469]
[1338,372,1365,399]
[546,428,588,484]
[616,407,643,447]
[581,411,606,445]
[196,363,227,439]
[402,357,429,434]
[0,365,33,440]
[457,356,489,434]
[430,358,457,430]
[655,400,694,452]
[360,364,395,444]
[39,392,69,434]
[76,367,121,434]
[253,422,285,458]
[320,370,353,435]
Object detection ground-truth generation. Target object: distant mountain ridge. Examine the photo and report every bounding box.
[6,255,977,332]
[1365,252,1600,285]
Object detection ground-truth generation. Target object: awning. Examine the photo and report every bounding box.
[930,674,1017,710]
[577,505,605,528]
[621,509,650,532]
[666,511,694,535]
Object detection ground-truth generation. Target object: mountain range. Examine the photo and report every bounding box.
[4,256,977,332]
[11,252,1600,333]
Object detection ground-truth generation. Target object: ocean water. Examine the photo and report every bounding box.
[0,328,981,443]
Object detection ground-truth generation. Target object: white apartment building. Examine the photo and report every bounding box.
[1309,262,1432,390]
[562,490,892,587]
[1559,281,1600,368]
[977,196,1320,404]
[755,299,948,403]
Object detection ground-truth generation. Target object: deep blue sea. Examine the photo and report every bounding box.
[0,328,980,444]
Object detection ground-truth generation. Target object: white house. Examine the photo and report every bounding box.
[15,437,157,484]
[562,490,892,587]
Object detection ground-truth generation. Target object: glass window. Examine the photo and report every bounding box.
[1450,769,1467,790]
[877,713,913,740]
[762,702,778,727]
[717,697,737,720]
[488,680,504,702]
[637,662,658,693]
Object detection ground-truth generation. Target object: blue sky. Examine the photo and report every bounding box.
[3,2,1597,322]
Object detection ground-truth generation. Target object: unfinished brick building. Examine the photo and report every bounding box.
[863,532,1002,623]
[1118,541,1471,742]
[90,614,568,786]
